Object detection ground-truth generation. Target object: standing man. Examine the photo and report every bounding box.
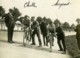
[56,23,66,54]
[3,9,15,43]
[31,18,42,47]
[75,18,80,50]
[30,16,35,41]
[40,17,48,46]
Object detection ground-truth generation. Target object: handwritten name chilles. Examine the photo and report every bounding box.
[24,1,37,8]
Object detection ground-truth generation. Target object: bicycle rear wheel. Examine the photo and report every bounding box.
[23,31,29,46]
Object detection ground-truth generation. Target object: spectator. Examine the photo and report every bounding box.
[75,18,80,50]
[40,17,48,46]
[31,19,42,47]
[3,9,15,43]
[56,23,66,54]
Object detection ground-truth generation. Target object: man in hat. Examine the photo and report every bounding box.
[56,23,66,54]
[75,18,80,50]
[31,18,42,47]
[3,9,15,43]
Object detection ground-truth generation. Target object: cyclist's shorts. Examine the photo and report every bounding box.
[24,27,29,34]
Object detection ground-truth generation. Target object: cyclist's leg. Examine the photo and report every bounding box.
[27,28,30,44]
[25,28,29,40]
[29,27,32,41]
[23,29,27,40]
[23,32,25,39]
[23,30,27,46]
[52,33,55,46]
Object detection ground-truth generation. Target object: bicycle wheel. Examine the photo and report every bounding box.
[27,34,30,44]
[23,33,28,46]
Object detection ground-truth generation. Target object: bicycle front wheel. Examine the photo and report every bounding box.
[49,36,53,52]
[23,35,27,46]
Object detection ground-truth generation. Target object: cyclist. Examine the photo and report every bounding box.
[21,15,30,45]
[47,20,56,44]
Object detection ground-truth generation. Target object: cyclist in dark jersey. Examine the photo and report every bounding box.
[23,15,30,27]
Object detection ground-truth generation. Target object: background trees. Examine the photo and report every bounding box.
[0,6,5,30]
[0,6,5,17]
[54,19,61,27]
[13,7,21,19]
[0,6,21,30]
[62,22,70,31]
[70,24,76,31]
[10,7,21,22]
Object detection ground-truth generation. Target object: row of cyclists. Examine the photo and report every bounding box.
[20,15,66,54]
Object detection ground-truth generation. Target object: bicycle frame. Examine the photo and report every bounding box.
[23,27,30,46]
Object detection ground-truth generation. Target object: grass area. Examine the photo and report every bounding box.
[65,35,80,58]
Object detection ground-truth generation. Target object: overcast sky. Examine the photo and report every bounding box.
[0,0,80,25]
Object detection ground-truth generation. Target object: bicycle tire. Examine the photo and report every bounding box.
[23,36,27,46]
[49,35,53,52]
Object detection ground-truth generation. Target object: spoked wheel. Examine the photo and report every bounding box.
[23,33,28,46]
[23,28,31,46]
[23,37,27,46]
[23,34,30,46]
[27,35,30,44]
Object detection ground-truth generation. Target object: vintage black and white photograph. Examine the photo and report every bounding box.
[0,0,80,58]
